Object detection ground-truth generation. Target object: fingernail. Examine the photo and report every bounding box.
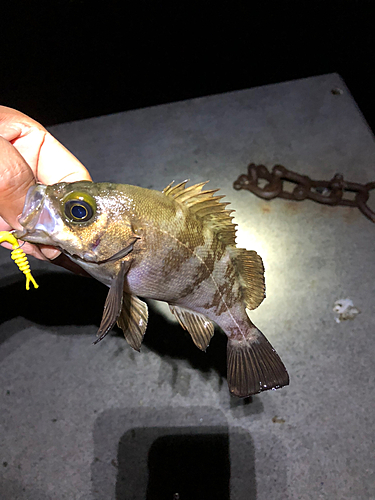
[40,247,61,260]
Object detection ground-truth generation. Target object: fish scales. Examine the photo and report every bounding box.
[115,186,224,305]
[15,180,289,397]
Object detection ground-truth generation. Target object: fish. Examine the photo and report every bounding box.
[14,180,289,397]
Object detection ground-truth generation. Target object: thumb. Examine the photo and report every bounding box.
[0,136,35,229]
[0,137,60,260]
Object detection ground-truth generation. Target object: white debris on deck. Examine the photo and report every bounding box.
[333,298,360,323]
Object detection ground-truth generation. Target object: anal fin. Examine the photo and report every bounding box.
[227,327,289,397]
[169,304,214,351]
[117,294,148,352]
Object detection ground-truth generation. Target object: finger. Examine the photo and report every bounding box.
[37,132,92,184]
[0,240,49,261]
[0,106,92,184]
[0,137,35,229]
[0,215,12,232]
[50,253,92,277]
[37,245,61,260]
[0,105,31,142]
[0,202,60,260]
[0,138,53,259]
[0,107,90,262]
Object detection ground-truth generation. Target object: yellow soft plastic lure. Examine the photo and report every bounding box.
[0,231,39,290]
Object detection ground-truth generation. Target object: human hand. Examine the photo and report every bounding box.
[0,105,92,260]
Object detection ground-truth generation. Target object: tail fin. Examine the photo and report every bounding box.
[227,326,289,397]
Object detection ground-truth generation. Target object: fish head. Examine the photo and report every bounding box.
[14,181,139,264]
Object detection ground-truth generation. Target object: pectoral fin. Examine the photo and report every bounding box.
[94,261,129,344]
[117,294,148,352]
[169,305,214,351]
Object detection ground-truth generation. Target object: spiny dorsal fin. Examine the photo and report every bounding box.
[163,180,237,245]
[163,179,190,197]
[229,248,265,310]
[169,304,214,351]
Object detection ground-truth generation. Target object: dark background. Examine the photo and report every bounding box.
[1,1,374,132]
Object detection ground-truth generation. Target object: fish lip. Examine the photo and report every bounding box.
[18,184,47,229]
[12,228,28,239]
[15,184,63,245]
[13,228,57,246]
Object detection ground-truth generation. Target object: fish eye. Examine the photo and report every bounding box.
[63,192,96,223]
[65,200,93,221]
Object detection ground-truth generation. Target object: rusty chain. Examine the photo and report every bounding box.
[233,163,375,223]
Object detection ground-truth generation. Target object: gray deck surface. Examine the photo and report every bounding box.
[1,73,374,499]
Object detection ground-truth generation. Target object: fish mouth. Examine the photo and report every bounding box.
[14,184,61,246]
[19,184,46,226]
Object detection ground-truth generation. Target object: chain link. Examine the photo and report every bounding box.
[233,163,375,223]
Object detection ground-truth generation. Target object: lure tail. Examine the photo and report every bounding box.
[0,231,38,290]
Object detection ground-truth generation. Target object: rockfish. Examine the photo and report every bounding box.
[15,180,289,397]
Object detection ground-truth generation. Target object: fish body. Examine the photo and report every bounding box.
[15,180,289,397]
